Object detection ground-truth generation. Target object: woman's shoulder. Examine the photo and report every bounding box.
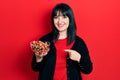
[39,32,53,41]
[75,35,87,45]
[76,35,84,42]
[75,35,88,49]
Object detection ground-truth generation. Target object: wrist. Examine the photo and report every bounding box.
[36,56,43,62]
[77,58,80,63]
[77,55,81,63]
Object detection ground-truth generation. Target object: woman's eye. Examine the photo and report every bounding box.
[63,16,67,18]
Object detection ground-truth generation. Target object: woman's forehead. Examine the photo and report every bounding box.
[56,10,63,16]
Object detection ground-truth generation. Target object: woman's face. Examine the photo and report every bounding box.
[53,11,69,32]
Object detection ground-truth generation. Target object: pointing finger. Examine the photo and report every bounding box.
[64,49,72,52]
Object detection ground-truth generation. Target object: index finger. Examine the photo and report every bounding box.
[64,49,72,52]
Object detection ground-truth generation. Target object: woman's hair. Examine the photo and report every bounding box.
[51,3,76,45]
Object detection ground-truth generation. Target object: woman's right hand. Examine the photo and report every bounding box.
[34,51,49,62]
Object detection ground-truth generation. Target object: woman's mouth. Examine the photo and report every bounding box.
[57,24,64,28]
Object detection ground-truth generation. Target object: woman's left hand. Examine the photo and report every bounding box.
[65,49,81,62]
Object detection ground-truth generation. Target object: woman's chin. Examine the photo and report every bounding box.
[58,29,67,32]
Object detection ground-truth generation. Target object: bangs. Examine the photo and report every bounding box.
[52,5,70,17]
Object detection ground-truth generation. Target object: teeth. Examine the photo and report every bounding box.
[58,23,64,27]
[59,24,63,26]
[58,25,63,27]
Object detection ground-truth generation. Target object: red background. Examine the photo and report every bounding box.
[0,0,120,80]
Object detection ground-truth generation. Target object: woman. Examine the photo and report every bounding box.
[31,3,93,80]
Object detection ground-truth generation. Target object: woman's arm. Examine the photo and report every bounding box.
[78,38,93,74]
[31,54,44,71]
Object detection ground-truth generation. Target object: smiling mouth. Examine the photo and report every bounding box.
[57,24,64,28]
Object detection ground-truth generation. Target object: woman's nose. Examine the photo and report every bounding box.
[58,17,62,23]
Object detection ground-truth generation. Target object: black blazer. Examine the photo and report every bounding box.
[31,32,93,80]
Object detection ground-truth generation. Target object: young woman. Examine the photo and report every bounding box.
[31,3,93,80]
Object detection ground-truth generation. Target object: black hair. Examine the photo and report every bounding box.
[51,3,76,45]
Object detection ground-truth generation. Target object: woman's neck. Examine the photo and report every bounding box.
[58,31,67,39]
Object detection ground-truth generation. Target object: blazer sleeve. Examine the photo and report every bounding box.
[77,38,93,74]
[31,54,45,71]
[31,36,47,72]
